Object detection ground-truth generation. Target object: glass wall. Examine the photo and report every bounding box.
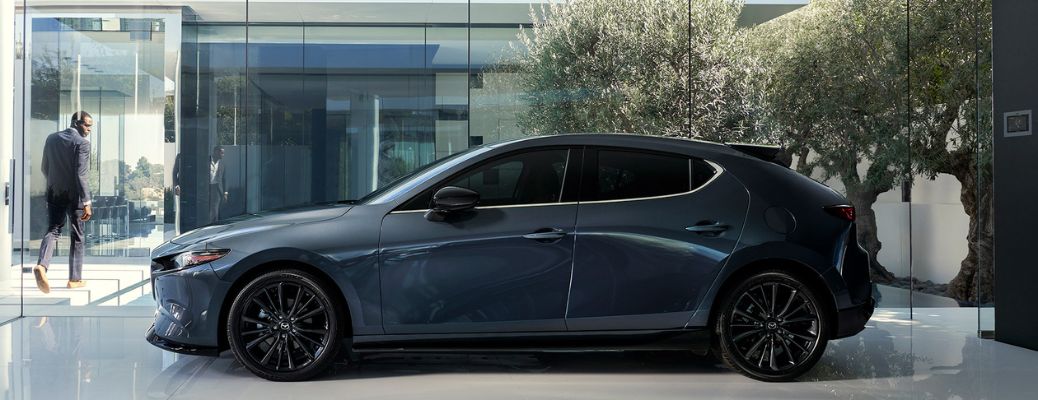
[7,0,994,334]
[14,1,245,316]
[906,0,994,330]
[177,1,469,231]
[736,0,993,325]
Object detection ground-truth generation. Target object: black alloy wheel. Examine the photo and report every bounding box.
[227,269,344,381]
[715,270,830,381]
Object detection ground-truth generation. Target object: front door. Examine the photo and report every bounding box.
[379,148,579,334]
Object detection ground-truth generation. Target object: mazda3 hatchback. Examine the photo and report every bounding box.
[147,134,874,381]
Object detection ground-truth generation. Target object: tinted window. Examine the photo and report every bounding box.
[587,150,690,201]
[691,158,718,189]
[402,149,570,209]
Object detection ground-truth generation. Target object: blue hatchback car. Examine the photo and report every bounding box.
[147,134,874,381]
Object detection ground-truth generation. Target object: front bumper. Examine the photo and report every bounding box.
[146,324,221,356]
[148,261,231,352]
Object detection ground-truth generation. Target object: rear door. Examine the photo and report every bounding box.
[566,148,749,330]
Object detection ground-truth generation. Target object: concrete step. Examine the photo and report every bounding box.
[8,264,152,307]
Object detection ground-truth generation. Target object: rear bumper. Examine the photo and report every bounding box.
[146,324,221,357]
[834,296,875,339]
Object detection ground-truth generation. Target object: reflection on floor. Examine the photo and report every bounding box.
[877,284,961,307]
[0,257,155,317]
[0,308,1034,399]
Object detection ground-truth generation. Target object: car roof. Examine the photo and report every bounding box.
[484,133,744,158]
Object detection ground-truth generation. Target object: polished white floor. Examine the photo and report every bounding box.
[0,308,1034,399]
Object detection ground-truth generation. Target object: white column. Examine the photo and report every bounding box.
[0,0,17,285]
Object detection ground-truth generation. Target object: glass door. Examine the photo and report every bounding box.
[17,6,183,316]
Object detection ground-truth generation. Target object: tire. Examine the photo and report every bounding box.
[227,269,344,381]
[714,270,831,381]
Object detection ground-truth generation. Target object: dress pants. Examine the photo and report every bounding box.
[209,184,222,223]
[37,202,85,281]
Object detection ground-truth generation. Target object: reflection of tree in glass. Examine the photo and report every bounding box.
[512,0,748,139]
[215,74,244,145]
[30,50,69,120]
[164,95,176,143]
[125,157,165,201]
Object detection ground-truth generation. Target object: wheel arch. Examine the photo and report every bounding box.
[215,253,356,350]
[707,258,838,337]
[688,242,845,339]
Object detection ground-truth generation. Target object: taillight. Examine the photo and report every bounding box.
[824,205,855,222]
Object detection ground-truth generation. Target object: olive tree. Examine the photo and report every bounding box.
[909,0,992,303]
[513,0,746,139]
[743,0,909,283]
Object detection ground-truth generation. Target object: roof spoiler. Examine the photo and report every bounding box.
[725,143,792,168]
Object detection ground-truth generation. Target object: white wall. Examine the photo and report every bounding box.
[800,154,971,284]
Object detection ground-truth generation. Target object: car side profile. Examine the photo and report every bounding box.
[147,133,874,382]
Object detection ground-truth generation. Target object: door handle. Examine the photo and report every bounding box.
[523,228,567,242]
[686,221,730,235]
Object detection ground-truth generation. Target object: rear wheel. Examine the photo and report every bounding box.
[715,270,831,381]
[227,269,343,381]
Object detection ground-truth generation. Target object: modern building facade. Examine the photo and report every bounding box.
[0,0,996,339]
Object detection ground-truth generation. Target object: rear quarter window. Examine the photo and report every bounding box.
[586,150,690,201]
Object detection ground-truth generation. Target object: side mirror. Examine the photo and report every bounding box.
[425,186,479,221]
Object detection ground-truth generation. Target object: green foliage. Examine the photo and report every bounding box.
[514,0,992,290]
[125,157,165,201]
[743,0,909,192]
[908,0,992,182]
[514,0,745,139]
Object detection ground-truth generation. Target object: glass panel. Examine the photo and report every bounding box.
[2,1,22,323]
[17,1,245,315]
[473,0,695,137]
[908,0,994,335]
[737,0,911,308]
[179,22,246,231]
[975,0,994,334]
[211,0,470,216]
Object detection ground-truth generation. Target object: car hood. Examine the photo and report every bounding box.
[168,204,352,246]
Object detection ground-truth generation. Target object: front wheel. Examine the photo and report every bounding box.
[227,269,344,381]
[715,270,831,381]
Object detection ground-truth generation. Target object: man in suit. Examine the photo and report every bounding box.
[208,145,227,223]
[34,111,94,293]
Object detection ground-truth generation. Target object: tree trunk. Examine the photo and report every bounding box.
[945,159,994,304]
[845,188,897,283]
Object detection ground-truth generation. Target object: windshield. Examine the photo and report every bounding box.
[353,147,481,205]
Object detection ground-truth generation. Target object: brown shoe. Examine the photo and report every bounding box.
[33,265,50,294]
[67,280,86,289]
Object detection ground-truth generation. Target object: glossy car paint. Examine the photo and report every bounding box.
[566,164,748,331]
[149,133,872,354]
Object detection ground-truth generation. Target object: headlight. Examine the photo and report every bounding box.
[173,249,230,270]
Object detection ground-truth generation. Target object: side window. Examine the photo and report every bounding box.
[587,150,691,201]
[401,149,570,209]
[691,158,718,189]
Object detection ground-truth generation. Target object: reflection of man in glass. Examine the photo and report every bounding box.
[172,153,182,196]
[209,146,227,223]
[34,111,94,293]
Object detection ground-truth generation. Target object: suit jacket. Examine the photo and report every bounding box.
[42,128,92,208]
